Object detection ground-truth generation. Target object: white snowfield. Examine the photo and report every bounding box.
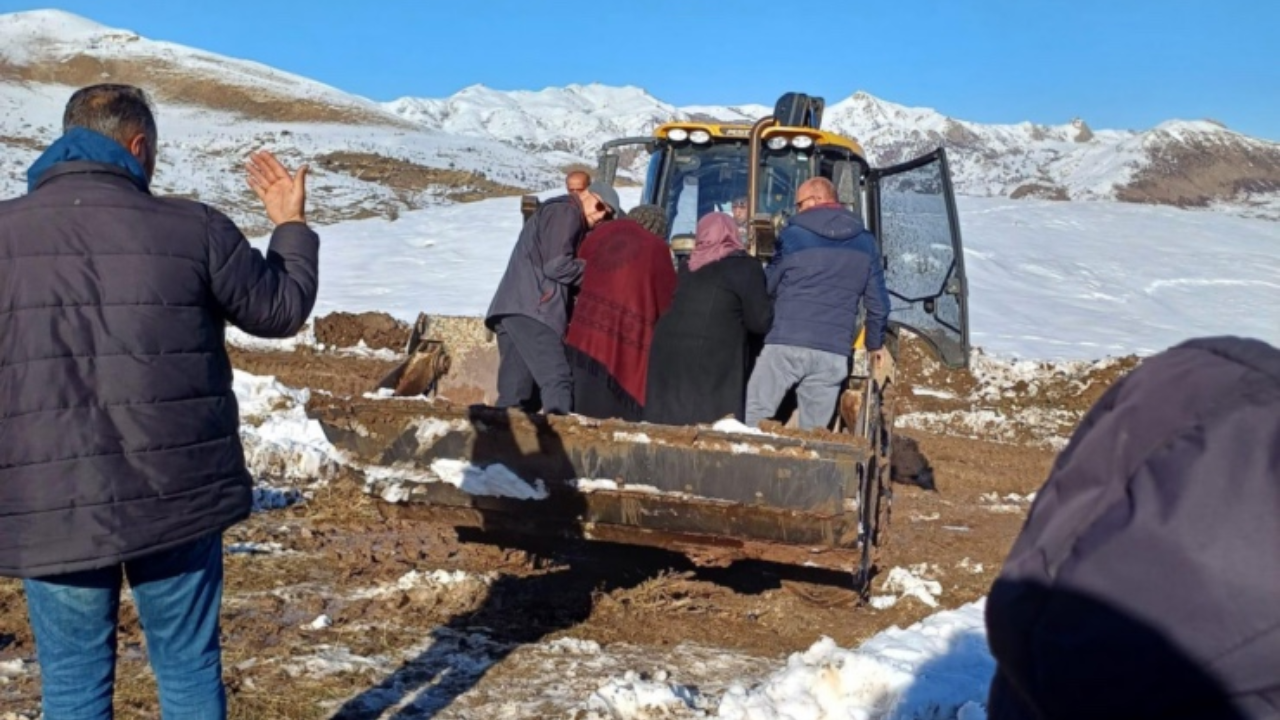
[716,602,991,720]
[0,82,558,234]
[0,10,562,223]
[251,187,1280,360]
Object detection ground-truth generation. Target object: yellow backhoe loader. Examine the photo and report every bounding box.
[309,92,971,595]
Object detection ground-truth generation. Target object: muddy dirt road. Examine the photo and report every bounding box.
[0,314,1133,718]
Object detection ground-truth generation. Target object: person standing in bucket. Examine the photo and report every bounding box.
[0,84,318,719]
[744,177,889,430]
[564,203,678,421]
[645,212,773,425]
[485,181,619,414]
[565,169,591,193]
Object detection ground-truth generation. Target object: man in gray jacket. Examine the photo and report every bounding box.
[485,182,619,414]
[0,84,318,718]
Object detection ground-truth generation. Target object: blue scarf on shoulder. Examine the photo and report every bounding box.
[27,127,150,193]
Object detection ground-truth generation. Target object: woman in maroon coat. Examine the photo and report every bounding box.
[564,205,678,421]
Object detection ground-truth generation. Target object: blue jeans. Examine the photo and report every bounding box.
[23,533,226,719]
[746,344,850,429]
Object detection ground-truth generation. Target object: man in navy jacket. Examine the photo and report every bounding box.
[0,83,317,717]
[745,177,889,429]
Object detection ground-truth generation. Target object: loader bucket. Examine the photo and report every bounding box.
[391,315,501,405]
[310,397,886,583]
[319,314,895,593]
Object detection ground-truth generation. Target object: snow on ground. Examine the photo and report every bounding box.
[0,658,28,681]
[364,599,988,720]
[870,565,945,610]
[349,568,494,601]
[6,12,1273,716]
[233,370,347,509]
[293,630,777,719]
[896,406,1078,450]
[250,191,1280,361]
[227,324,317,352]
[227,368,999,716]
[898,350,1131,448]
[248,185,632,321]
[957,197,1280,359]
[978,492,1036,515]
[226,541,289,556]
[0,77,560,232]
[964,353,1124,403]
[715,601,992,720]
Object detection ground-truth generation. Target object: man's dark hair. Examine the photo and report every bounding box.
[62,84,158,149]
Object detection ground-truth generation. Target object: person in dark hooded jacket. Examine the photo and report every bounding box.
[485,182,619,414]
[986,336,1280,720]
[645,212,772,425]
[0,84,317,718]
[745,177,889,429]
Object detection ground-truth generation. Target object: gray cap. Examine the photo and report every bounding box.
[587,182,622,216]
[628,204,669,238]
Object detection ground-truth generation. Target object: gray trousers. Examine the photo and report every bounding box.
[494,315,573,415]
[745,344,849,429]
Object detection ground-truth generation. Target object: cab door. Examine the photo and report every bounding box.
[866,148,970,368]
[595,137,655,196]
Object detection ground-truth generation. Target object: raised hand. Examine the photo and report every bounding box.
[246,150,309,226]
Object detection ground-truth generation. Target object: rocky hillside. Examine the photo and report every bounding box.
[2,8,1277,227]
[0,10,561,234]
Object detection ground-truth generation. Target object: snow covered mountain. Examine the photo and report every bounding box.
[2,8,1277,228]
[386,84,769,165]
[821,93,1280,214]
[0,10,563,233]
[386,86,1280,218]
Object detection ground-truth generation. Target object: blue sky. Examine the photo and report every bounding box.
[3,1,1277,139]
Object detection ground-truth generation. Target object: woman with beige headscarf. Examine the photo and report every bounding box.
[644,212,773,425]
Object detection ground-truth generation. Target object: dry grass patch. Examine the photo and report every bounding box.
[0,134,46,152]
[315,151,527,202]
[2,54,411,128]
[1117,136,1280,208]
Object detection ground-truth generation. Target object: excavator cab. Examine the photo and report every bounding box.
[596,92,970,369]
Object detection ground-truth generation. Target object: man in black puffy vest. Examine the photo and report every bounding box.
[0,84,318,718]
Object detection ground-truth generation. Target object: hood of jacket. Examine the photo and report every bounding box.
[27,127,151,193]
[788,204,866,240]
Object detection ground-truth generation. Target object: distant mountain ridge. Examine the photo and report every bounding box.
[386,85,1280,216]
[2,8,1277,225]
